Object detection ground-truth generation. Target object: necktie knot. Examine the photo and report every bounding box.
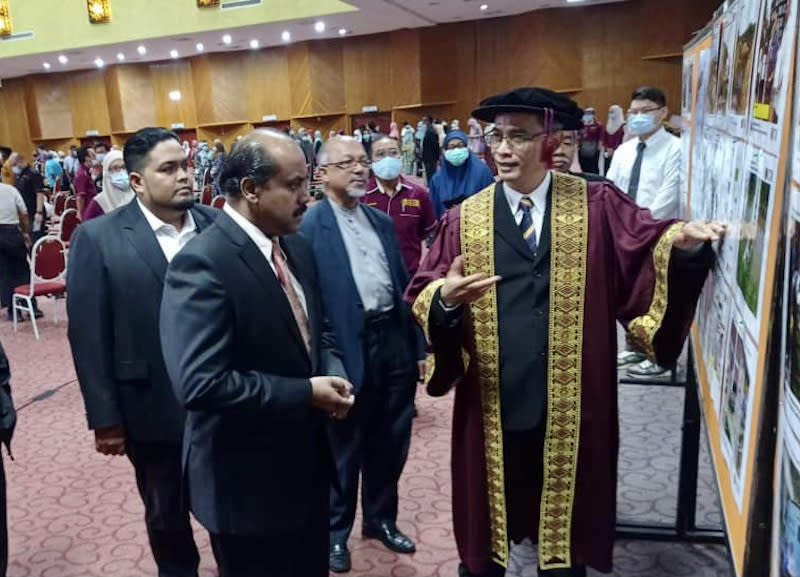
[637,142,647,152]
[519,197,534,213]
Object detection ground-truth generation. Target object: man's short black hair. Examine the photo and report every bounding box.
[370,134,398,156]
[94,141,108,151]
[123,127,181,174]
[631,86,666,108]
[219,137,282,198]
[76,147,91,165]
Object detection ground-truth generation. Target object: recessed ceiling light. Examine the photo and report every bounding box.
[222,34,232,45]
[480,3,488,10]
[57,55,68,65]
[116,52,125,62]
[170,49,179,59]
[566,0,586,3]
[196,42,204,52]
[42,62,51,70]
[169,90,182,102]
[314,21,325,33]
[137,45,147,55]
[249,39,259,49]
[338,28,347,36]
[281,30,291,42]
[94,58,105,68]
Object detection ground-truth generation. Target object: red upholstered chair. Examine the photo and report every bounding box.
[202,168,212,187]
[59,208,80,247]
[211,195,226,209]
[201,186,213,205]
[65,196,77,211]
[12,236,67,340]
[53,193,67,216]
[54,180,61,193]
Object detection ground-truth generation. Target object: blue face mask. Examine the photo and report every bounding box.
[110,171,130,190]
[582,114,594,124]
[372,156,403,181]
[627,113,658,136]
[11,166,21,175]
[444,147,469,166]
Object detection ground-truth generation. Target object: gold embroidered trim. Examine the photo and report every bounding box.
[538,172,588,570]
[411,278,447,346]
[460,184,509,568]
[627,222,684,360]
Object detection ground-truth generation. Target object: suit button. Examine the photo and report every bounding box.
[535,273,542,279]
[539,351,546,357]
[536,310,544,317]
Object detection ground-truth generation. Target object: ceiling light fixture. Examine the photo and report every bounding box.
[42,62,51,70]
[314,21,325,33]
[170,49,179,59]
[281,30,291,42]
[58,55,68,65]
[480,3,488,10]
[196,42,204,52]
[116,52,125,61]
[94,57,105,68]
[249,39,259,49]
[338,28,347,36]
[222,33,232,45]
[169,90,182,101]
[137,45,147,55]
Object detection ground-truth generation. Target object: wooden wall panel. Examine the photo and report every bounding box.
[105,67,124,133]
[114,64,158,132]
[309,41,345,115]
[24,74,73,139]
[0,79,33,156]
[390,29,422,106]
[343,34,393,114]
[288,44,313,117]
[196,122,252,150]
[193,53,248,125]
[420,25,459,106]
[69,70,112,137]
[151,61,198,129]
[245,48,292,121]
[191,56,215,125]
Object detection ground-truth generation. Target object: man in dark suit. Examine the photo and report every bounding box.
[67,127,217,577]
[160,129,355,577]
[300,136,423,573]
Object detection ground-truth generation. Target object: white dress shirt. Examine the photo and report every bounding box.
[503,170,551,236]
[223,203,307,314]
[137,199,197,263]
[605,127,681,219]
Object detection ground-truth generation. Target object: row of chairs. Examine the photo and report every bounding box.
[199,185,226,209]
[12,235,67,340]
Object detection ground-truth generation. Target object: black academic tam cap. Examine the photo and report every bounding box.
[472,86,584,130]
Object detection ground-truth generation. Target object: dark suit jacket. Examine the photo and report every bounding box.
[160,210,346,537]
[67,200,218,443]
[300,198,422,391]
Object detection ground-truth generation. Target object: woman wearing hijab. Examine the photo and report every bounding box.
[82,150,134,221]
[429,130,495,218]
[601,104,626,171]
[389,122,400,140]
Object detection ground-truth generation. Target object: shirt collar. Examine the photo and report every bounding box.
[373,178,411,196]
[503,170,551,215]
[137,199,196,235]
[223,202,274,252]
[639,126,668,147]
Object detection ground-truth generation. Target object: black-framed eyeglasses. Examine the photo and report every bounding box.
[626,106,663,117]
[322,158,372,170]
[485,130,546,149]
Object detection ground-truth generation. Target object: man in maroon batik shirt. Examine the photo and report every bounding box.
[406,87,725,577]
[362,134,437,279]
[73,146,97,220]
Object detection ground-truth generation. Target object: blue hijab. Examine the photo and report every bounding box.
[429,130,495,217]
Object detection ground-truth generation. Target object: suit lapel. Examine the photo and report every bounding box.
[493,182,535,262]
[123,201,169,283]
[319,200,362,306]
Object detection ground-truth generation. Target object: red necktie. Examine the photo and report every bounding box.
[271,239,311,353]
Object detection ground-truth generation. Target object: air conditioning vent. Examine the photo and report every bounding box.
[221,0,262,10]
[0,31,34,42]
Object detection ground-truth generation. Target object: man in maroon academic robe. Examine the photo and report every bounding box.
[405,87,725,577]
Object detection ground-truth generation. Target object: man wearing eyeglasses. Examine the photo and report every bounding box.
[300,136,422,573]
[406,87,724,577]
[606,86,683,377]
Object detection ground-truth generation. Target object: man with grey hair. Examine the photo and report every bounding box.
[301,136,422,573]
[161,129,354,577]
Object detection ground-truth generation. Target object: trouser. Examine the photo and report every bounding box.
[458,425,587,577]
[328,309,417,544]
[126,441,200,577]
[0,452,7,577]
[0,225,29,312]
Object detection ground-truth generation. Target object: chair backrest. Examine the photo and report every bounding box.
[28,236,67,293]
[201,186,213,205]
[202,167,212,187]
[54,180,61,193]
[65,196,77,211]
[59,209,80,243]
[211,195,226,209]
[53,193,66,216]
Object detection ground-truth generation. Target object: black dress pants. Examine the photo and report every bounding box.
[0,226,29,313]
[126,441,200,577]
[328,310,417,544]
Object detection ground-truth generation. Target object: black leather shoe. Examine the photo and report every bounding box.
[329,543,351,573]
[362,521,416,553]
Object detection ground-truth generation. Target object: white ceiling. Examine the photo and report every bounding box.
[0,0,627,80]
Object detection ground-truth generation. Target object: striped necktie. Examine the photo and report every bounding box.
[518,197,538,254]
[271,239,311,353]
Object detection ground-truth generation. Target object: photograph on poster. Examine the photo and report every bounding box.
[683,57,695,118]
[716,9,738,116]
[772,424,800,577]
[750,0,796,152]
[719,314,757,508]
[706,20,723,121]
[736,149,776,330]
[731,0,759,118]
[692,49,713,221]
[784,190,800,431]
[698,274,733,414]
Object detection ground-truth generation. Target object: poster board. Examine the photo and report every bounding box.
[684,0,798,575]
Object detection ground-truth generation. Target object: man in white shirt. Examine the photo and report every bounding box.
[67,127,218,577]
[606,87,682,377]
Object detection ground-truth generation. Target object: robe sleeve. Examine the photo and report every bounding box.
[602,183,714,366]
[404,207,469,396]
